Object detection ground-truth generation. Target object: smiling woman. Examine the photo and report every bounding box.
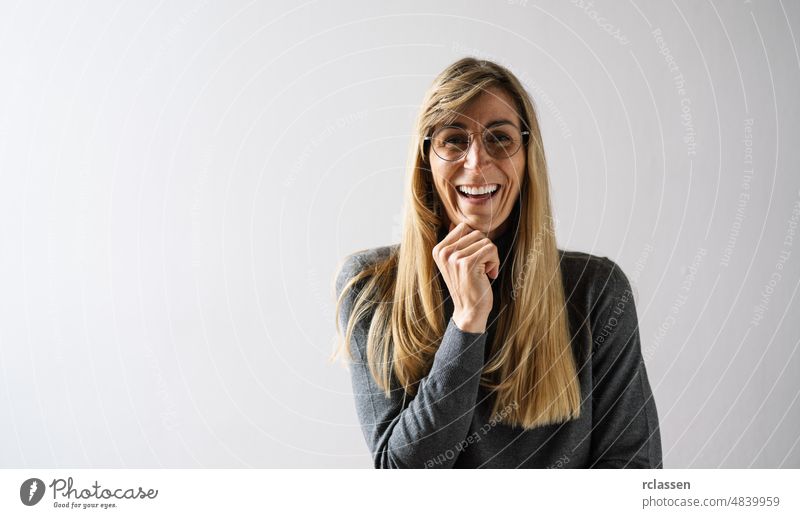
[424,86,528,241]
[333,57,662,469]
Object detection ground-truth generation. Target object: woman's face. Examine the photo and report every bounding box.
[428,86,527,239]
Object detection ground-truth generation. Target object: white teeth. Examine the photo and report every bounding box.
[457,184,499,195]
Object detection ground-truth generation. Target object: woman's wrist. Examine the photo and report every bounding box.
[452,311,488,334]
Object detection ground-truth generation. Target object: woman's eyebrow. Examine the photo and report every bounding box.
[445,118,516,129]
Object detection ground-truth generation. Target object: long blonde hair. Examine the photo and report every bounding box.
[334,57,580,429]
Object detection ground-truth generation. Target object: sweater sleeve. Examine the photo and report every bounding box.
[335,254,486,469]
[589,259,663,468]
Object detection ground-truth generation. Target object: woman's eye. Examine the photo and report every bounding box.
[487,132,511,143]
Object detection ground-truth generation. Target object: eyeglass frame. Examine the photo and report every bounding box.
[422,123,530,162]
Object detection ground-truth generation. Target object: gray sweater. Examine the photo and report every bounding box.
[336,241,663,469]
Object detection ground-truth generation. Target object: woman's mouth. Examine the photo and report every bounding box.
[456,184,501,204]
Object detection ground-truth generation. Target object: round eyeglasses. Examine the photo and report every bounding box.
[423,124,529,162]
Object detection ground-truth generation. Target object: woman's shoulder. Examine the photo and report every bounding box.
[335,243,399,297]
[556,248,635,308]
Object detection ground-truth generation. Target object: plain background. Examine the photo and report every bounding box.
[0,0,798,468]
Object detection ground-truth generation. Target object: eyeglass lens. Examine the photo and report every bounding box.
[430,124,524,161]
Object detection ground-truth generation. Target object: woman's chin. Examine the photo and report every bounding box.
[445,202,507,233]
[452,214,498,234]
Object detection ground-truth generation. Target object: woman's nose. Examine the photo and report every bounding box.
[463,134,489,169]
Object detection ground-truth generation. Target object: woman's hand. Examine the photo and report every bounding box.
[432,222,500,333]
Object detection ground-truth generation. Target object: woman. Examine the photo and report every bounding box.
[334,57,662,468]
